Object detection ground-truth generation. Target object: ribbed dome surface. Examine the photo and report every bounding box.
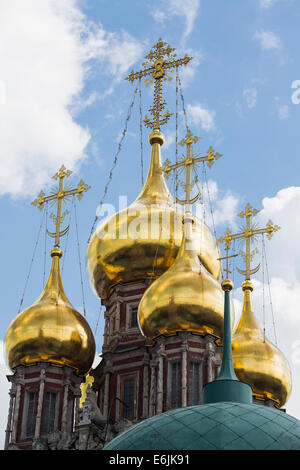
[104,402,300,450]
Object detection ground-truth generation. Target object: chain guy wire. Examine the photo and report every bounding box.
[87,83,139,244]
[178,74,190,134]
[262,233,278,345]
[18,206,46,313]
[61,195,74,275]
[261,234,266,342]
[175,67,179,199]
[43,201,48,287]
[73,195,87,317]
[94,304,103,337]
[138,78,144,186]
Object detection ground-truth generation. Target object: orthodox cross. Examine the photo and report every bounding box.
[32,165,90,248]
[162,130,222,214]
[217,237,238,280]
[219,203,280,281]
[126,38,192,131]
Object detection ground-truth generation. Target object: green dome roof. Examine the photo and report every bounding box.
[104,402,300,450]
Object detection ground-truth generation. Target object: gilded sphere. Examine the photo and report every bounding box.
[232,283,292,408]
[138,233,226,341]
[87,132,221,300]
[5,252,95,376]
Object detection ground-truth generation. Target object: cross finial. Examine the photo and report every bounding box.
[32,165,90,251]
[163,130,222,215]
[125,39,192,131]
[219,202,281,281]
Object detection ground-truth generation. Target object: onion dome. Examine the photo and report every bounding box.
[87,130,221,300]
[5,247,96,377]
[104,402,300,450]
[105,269,300,451]
[232,280,292,408]
[138,217,226,341]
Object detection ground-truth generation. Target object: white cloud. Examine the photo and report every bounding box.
[243,88,258,109]
[0,0,143,198]
[259,186,300,283]
[186,103,216,132]
[152,0,200,41]
[194,180,240,229]
[213,192,240,228]
[253,29,282,51]
[259,0,278,8]
[227,187,300,417]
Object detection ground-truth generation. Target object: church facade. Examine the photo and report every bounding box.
[3,40,293,450]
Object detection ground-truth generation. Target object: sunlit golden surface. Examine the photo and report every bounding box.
[5,250,96,376]
[138,227,227,341]
[232,281,292,408]
[80,374,95,407]
[87,131,221,300]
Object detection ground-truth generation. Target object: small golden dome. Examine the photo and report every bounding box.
[5,248,96,376]
[232,281,292,408]
[87,130,221,300]
[138,221,226,341]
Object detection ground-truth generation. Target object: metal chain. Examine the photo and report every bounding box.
[87,84,139,243]
[178,74,190,134]
[18,206,46,313]
[232,239,236,287]
[203,164,218,245]
[62,197,74,274]
[261,234,266,342]
[138,78,144,186]
[262,234,278,345]
[175,67,179,199]
[43,201,48,286]
[95,304,103,337]
[74,195,87,317]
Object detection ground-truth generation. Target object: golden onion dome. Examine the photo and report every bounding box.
[138,218,227,341]
[87,130,221,300]
[232,281,292,408]
[5,248,96,377]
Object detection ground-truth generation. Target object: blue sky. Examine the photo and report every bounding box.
[1,0,300,448]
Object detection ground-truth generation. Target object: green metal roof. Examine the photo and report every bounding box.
[104,402,300,450]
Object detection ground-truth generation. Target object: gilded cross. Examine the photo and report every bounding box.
[125,38,192,131]
[219,203,280,281]
[162,130,222,214]
[217,241,238,281]
[32,165,90,248]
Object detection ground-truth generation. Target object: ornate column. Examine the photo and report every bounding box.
[156,344,165,414]
[103,360,113,418]
[11,369,24,443]
[205,338,215,384]
[34,369,46,439]
[115,302,121,333]
[4,385,16,449]
[103,313,109,347]
[149,360,156,417]
[181,335,188,407]
[142,353,149,418]
[74,390,82,427]
[61,378,70,433]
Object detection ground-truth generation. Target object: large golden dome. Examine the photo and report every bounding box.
[138,219,226,341]
[232,281,292,408]
[5,248,96,377]
[87,130,221,300]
